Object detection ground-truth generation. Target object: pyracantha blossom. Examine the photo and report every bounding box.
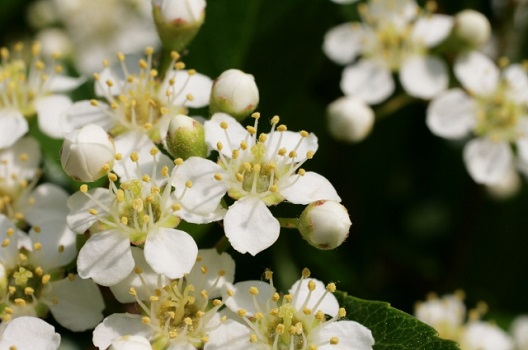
[0,214,105,332]
[323,0,453,103]
[67,147,225,286]
[174,113,340,255]
[0,316,60,350]
[93,248,235,350]
[208,268,375,349]
[59,48,212,158]
[511,315,528,350]
[415,292,514,350]
[0,42,83,148]
[0,136,73,228]
[426,51,528,185]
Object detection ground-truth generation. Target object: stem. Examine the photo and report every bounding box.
[214,235,231,253]
[374,94,415,120]
[277,218,299,229]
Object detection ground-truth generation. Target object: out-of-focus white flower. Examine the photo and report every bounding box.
[485,164,521,200]
[0,316,60,350]
[0,214,105,332]
[67,148,225,286]
[326,96,375,142]
[62,48,212,158]
[426,51,528,185]
[61,124,115,182]
[460,321,514,350]
[298,200,351,249]
[175,113,340,255]
[511,315,528,350]
[210,69,259,120]
[209,268,375,349]
[93,249,235,350]
[152,0,206,26]
[329,0,358,4]
[454,9,491,48]
[0,42,84,147]
[35,28,73,59]
[323,0,452,103]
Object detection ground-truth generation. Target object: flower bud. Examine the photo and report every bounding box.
[60,124,115,182]
[298,200,351,250]
[152,0,206,52]
[210,69,259,121]
[327,96,374,142]
[454,10,491,48]
[164,114,208,160]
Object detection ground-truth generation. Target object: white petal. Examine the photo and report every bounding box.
[503,64,528,104]
[204,113,248,156]
[516,119,528,163]
[66,188,112,234]
[0,136,40,189]
[0,110,29,149]
[47,276,105,331]
[29,219,76,270]
[426,88,476,139]
[223,280,276,315]
[47,75,85,92]
[34,95,73,138]
[400,55,448,99]
[93,313,152,350]
[461,321,514,350]
[454,51,499,95]
[110,335,152,350]
[162,70,213,108]
[290,278,340,316]
[224,197,280,255]
[323,23,363,65]
[77,229,134,286]
[144,228,198,279]
[0,215,21,269]
[187,249,236,298]
[312,321,375,350]
[110,246,159,303]
[63,100,115,133]
[95,67,124,96]
[0,316,60,350]
[340,60,394,104]
[329,0,358,3]
[23,183,69,227]
[266,131,319,162]
[463,138,512,184]
[412,15,454,47]
[205,320,251,350]
[281,172,341,205]
[171,157,229,221]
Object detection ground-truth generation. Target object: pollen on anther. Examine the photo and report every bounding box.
[330,337,339,345]
[33,242,42,251]
[185,180,193,188]
[115,153,123,161]
[42,275,51,284]
[130,152,139,162]
[142,316,151,324]
[298,169,306,176]
[214,173,223,181]
[277,124,287,132]
[80,184,88,193]
[171,204,181,211]
[271,115,280,124]
[1,239,9,247]
[306,151,314,159]
[24,287,34,295]
[338,307,346,318]
[108,173,118,182]
[213,299,223,307]
[326,283,336,293]
[246,126,256,135]
[251,112,260,119]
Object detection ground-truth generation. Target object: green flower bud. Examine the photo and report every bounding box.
[60,124,115,182]
[298,200,351,250]
[164,114,207,160]
[152,0,206,52]
[209,69,259,121]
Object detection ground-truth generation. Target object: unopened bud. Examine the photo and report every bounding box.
[165,114,208,160]
[210,69,259,121]
[298,200,351,250]
[60,124,115,182]
[327,96,374,143]
[454,10,491,48]
[152,0,206,52]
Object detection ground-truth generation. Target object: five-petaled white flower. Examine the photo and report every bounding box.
[93,248,235,350]
[426,51,528,184]
[323,0,453,104]
[207,268,375,350]
[172,112,340,255]
[0,316,60,350]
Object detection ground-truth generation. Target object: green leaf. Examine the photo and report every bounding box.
[335,291,461,350]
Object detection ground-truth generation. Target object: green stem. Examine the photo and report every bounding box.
[277,218,299,229]
[214,235,231,253]
[374,94,415,120]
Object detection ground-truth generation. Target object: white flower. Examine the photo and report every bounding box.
[454,9,491,48]
[93,249,235,350]
[0,214,105,332]
[298,200,351,250]
[460,321,514,350]
[174,113,340,255]
[0,316,60,350]
[323,0,452,103]
[61,124,115,182]
[326,96,375,142]
[511,315,528,350]
[0,42,84,147]
[414,292,466,340]
[152,0,206,26]
[210,69,260,120]
[426,51,528,185]
[209,269,374,349]
[62,49,212,157]
[67,147,225,286]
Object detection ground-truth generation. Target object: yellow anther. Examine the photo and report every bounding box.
[246,126,257,135]
[251,112,260,119]
[89,208,98,215]
[249,334,258,343]
[218,269,226,277]
[240,141,248,150]
[42,274,51,284]
[277,124,287,132]
[8,286,15,295]
[271,115,280,124]
[149,295,159,302]
[150,69,158,78]
[145,47,154,55]
[278,148,287,156]
[338,308,346,318]
[327,283,336,293]
[315,310,325,320]
[120,216,128,225]
[14,298,26,306]
[302,268,311,278]
[237,309,247,317]
[236,173,244,182]
[174,158,184,166]
[171,203,182,211]
[116,189,125,202]
[303,308,312,315]
[115,153,123,160]
[220,121,228,130]
[306,151,314,159]
[130,152,139,162]
[213,299,223,306]
[161,166,169,177]
[284,294,293,303]
[258,133,267,143]
[33,242,42,251]
[249,287,259,295]
[276,324,285,334]
[214,173,223,181]
[269,185,278,193]
[35,267,43,276]
[264,270,273,280]
[289,150,297,158]
[300,130,309,138]
[298,169,306,176]
[138,59,148,69]
[243,162,252,171]
[142,174,151,182]
[80,184,88,193]
[129,287,137,296]
[24,287,34,295]
[217,142,223,151]
[254,312,264,320]
[232,149,239,159]
[270,308,279,316]
[227,289,234,297]
[58,245,65,253]
[93,73,101,81]
[170,51,180,60]
[4,307,13,314]
[330,337,339,345]
[175,62,186,70]
[253,164,261,173]
[185,180,193,188]
[141,316,151,324]
[6,228,14,237]
[200,290,208,299]
[184,317,193,326]
[1,239,9,247]
[103,59,110,67]
[186,93,194,101]
[68,273,75,281]
[160,107,169,115]
[272,292,280,302]
[105,79,114,87]
[108,173,118,182]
